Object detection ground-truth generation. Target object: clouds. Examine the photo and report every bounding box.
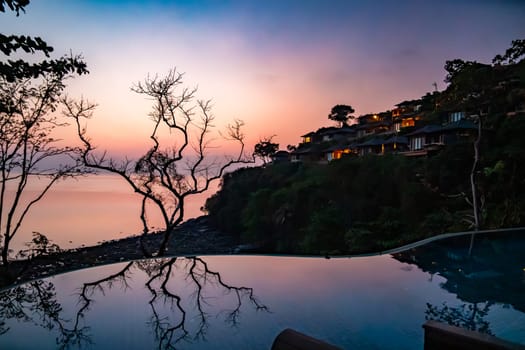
[3,0,524,150]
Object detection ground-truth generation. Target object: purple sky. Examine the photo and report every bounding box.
[3,0,524,151]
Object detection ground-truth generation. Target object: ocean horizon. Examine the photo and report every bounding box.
[4,174,216,254]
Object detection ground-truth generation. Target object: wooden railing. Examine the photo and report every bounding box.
[271,328,342,350]
[423,321,525,350]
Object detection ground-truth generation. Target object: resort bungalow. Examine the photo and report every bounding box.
[392,100,423,132]
[355,135,409,156]
[270,150,291,163]
[356,137,385,156]
[323,143,354,162]
[355,112,392,138]
[440,119,478,144]
[318,125,357,143]
[300,131,317,144]
[404,125,444,156]
[403,120,477,156]
[383,135,409,153]
[293,125,358,163]
[291,143,327,163]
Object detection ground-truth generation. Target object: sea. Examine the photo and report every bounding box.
[3,174,217,253]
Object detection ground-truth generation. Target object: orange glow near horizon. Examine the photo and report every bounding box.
[3,1,524,160]
[7,175,219,252]
[16,1,523,155]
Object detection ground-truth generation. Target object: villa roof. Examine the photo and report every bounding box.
[324,141,352,152]
[355,120,391,130]
[405,125,442,136]
[383,136,408,144]
[320,127,356,135]
[393,111,419,119]
[300,125,357,139]
[300,131,317,138]
[291,143,313,154]
[395,99,421,107]
[442,119,478,131]
[356,137,385,147]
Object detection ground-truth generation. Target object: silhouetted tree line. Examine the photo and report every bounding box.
[205,157,439,254]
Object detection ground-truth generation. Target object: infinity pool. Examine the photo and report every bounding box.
[1,230,524,349]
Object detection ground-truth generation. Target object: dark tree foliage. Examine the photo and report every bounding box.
[0,34,87,83]
[328,104,355,126]
[206,156,442,255]
[0,1,88,84]
[493,39,525,65]
[0,49,88,83]
[0,0,29,15]
[253,135,279,164]
[440,41,525,233]
[426,302,493,335]
[0,0,88,272]
[206,40,525,255]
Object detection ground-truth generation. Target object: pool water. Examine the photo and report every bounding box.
[1,230,524,349]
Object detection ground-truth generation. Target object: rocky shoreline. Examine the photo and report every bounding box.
[2,216,239,288]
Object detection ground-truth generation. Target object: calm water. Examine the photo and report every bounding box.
[5,174,216,252]
[1,231,524,349]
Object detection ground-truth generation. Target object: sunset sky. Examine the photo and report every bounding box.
[3,0,525,155]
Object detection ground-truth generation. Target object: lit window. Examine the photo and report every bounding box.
[333,150,343,159]
[412,136,424,150]
[401,118,415,127]
[449,112,465,122]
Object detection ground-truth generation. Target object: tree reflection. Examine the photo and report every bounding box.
[14,256,266,350]
[394,231,525,338]
[425,301,493,335]
[1,257,267,349]
[76,257,268,349]
[0,279,91,349]
[393,232,525,313]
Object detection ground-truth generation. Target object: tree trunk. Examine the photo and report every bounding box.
[1,239,9,271]
[158,228,172,256]
[468,117,482,256]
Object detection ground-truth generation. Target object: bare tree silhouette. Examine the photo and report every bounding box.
[63,69,254,257]
[0,72,87,274]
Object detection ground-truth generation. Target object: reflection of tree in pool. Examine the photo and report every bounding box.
[393,232,525,313]
[425,301,493,335]
[0,279,91,348]
[0,257,267,349]
[78,257,268,349]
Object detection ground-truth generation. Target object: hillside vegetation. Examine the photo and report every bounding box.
[205,41,525,255]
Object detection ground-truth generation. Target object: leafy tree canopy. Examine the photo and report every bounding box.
[0,0,29,15]
[443,59,490,85]
[0,0,88,83]
[328,104,355,126]
[253,136,279,164]
[493,39,525,65]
